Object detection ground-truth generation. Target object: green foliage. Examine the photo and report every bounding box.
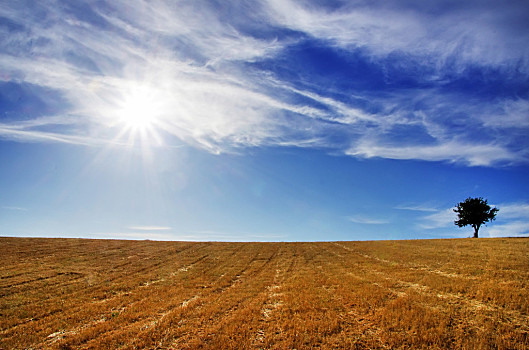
[454,197,499,238]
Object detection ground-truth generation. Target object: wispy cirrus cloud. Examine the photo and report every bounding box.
[265,0,529,70]
[91,231,176,241]
[347,215,389,225]
[0,121,104,146]
[0,0,527,166]
[418,208,457,230]
[128,226,171,231]
[395,204,438,212]
[2,206,28,211]
[348,139,517,166]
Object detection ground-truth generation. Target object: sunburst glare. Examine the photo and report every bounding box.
[113,83,166,146]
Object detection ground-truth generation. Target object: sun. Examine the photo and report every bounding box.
[117,85,160,131]
[109,83,169,147]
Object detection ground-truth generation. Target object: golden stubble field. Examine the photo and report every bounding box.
[0,237,528,349]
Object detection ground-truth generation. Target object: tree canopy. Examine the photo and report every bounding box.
[454,197,499,238]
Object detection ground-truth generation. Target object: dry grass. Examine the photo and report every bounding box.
[1,237,528,349]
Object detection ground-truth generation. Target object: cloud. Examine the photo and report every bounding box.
[482,99,529,129]
[1,206,28,211]
[264,0,529,70]
[90,231,177,241]
[347,215,389,225]
[493,203,529,220]
[0,121,104,146]
[0,1,287,152]
[418,208,456,230]
[395,204,438,212]
[482,202,529,237]
[0,0,528,166]
[348,139,517,166]
[485,221,529,238]
[128,226,172,231]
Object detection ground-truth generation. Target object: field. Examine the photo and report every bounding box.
[1,237,528,349]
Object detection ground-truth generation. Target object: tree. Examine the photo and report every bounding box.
[454,197,499,238]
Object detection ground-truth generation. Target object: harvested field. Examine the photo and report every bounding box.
[1,237,528,349]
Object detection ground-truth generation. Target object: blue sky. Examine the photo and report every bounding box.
[1,0,528,241]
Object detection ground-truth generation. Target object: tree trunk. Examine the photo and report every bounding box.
[473,225,479,238]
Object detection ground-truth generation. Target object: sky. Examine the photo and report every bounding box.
[1,0,528,241]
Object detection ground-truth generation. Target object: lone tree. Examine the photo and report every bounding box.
[454,197,499,238]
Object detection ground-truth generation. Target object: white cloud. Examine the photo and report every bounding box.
[481,202,529,237]
[0,0,527,166]
[90,231,176,241]
[128,226,172,231]
[347,139,517,166]
[0,1,288,150]
[1,206,28,211]
[264,0,529,70]
[395,204,438,212]
[0,122,105,146]
[347,215,389,225]
[496,203,529,219]
[484,221,529,238]
[418,208,456,229]
[482,99,529,129]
